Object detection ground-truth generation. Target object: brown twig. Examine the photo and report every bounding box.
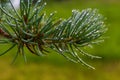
[0,28,11,38]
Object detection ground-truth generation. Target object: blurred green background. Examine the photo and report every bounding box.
[0,0,120,80]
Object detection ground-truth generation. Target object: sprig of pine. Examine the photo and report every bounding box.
[0,0,107,69]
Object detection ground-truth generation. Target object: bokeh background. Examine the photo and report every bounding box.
[0,0,120,80]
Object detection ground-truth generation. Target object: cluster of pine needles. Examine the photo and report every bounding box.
[0,0,107,69]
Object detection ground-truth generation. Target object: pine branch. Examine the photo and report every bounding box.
[0,0,107,69]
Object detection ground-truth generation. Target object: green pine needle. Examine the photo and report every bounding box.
[0,0,107,69]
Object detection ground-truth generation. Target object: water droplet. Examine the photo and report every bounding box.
[80,18,82,20]
[54,11,57,13]
[50,13,53,16]
[21,1,24,3]
[44,2,47,5]
[72,9,76,12]
[61,38,63,40]
[59,18,62,21]
[71,23,74,26]
[86,13,89,16]
[44,13,46,16]
[69,20,72,23]
[38,0,41,3]
[34,8,37,11]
